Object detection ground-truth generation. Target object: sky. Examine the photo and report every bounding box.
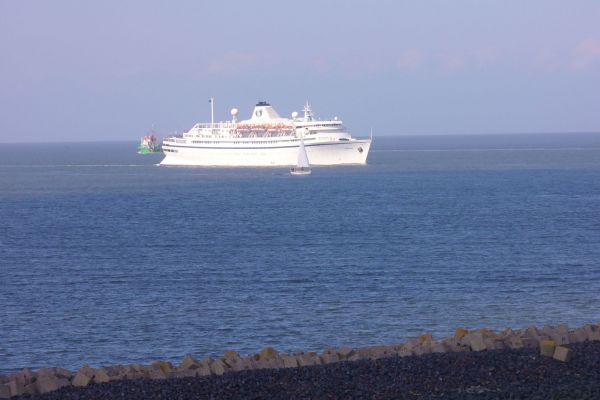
[1,0,599,143]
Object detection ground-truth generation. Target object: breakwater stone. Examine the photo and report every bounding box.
[35,376,70,395]
[14,341,600,400]
[461,332,486,351]
[553,345,573,362]
[72,366,93,387]
[5,322,600,398]
[179,355,201,371]
[209,359,227,375]
[454,328,469,340]
[297,352,320,366]
[281,355,299,368]
[540,339,557,357]
[0,384,11,399]
[258,347,278,360]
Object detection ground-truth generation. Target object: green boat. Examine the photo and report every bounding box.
[138,134,162,154]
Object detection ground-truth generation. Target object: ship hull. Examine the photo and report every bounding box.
[159,140,371,167]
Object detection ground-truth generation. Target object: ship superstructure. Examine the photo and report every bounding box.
[160,101,371,167]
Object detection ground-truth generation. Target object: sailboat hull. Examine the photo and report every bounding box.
[290,169,311,175]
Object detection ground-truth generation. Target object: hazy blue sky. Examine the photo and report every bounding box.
[1,0,599,142]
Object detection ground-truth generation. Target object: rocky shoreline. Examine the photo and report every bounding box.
[2,323,600,399]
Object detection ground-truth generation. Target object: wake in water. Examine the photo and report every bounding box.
[0,164,147,168]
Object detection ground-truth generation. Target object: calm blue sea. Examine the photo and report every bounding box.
[1,133,600,374]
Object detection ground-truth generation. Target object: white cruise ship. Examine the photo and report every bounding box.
[159,101,371,167]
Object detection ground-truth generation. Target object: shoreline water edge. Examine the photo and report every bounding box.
[2,322,600,399]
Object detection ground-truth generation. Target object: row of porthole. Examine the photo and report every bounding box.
[191,139,314,145]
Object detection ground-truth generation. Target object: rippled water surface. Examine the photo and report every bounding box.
[1,134,600,373]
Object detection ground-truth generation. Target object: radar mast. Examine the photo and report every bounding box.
[303,101,314,122]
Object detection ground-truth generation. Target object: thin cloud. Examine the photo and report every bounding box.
[440,54,468,73]
[473,47,499,67]
[397,49,425,71]
[206,52,259,75]
[395,48,500,74]
[311,57,333,74]
[569,38,600,71]
[531,48,563,73]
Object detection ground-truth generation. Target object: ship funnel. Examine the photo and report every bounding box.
[249,101,281,121]
[237,101,290,126]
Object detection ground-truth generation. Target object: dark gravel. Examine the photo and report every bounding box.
[16,341,600,399]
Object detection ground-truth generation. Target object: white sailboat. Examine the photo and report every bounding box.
[290,138,311,175]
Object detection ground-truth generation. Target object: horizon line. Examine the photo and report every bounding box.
[1,131,600,145]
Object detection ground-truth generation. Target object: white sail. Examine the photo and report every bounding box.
[297,139,310,168]
[290,138,312,175]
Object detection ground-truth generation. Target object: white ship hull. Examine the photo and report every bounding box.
[159,100,372,167]
[160,140,371,167]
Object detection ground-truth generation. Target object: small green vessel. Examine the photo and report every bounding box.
[137,134,161,154]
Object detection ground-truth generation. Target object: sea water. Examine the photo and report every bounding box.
[1,133,600,374]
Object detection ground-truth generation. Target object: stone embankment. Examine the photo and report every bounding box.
[2,323,600,399]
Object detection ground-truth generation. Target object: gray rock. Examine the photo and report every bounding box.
[540,340,556,357]
[462,332,486,352]
[209,359,228,375]
[0,384,11,400]
[36,375,71,394]
[282,355,299,368]
[179,355,202,370]
[93,368,111,384]
[336,347,355,359]
[553,345,573,362]
[542,325,570,345]
[147,366,168,380]
[226,357,254,372]
[36,367,72,380]
[583,324,600,341]
[297,352,320,366]
[320,352,340,364]
[169,369,198,378]
[12,368,34,384]
[430,342,448,353]
[413,342,433,356]
[397,347,413,357]
[503,334,524,349]
[258,347,279,361]
[123,364,147,380]
[72,370,93,387]
[223,350,241,360]
[151,360,174,374]
[8,380,24,397]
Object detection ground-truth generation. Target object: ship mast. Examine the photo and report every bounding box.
[303,101,314,122]
[209,97,214,130]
